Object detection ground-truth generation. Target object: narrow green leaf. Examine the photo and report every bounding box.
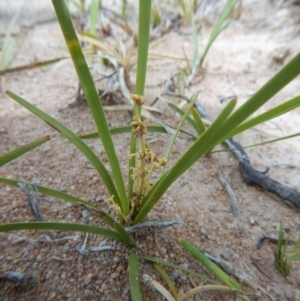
[52,0,128,215]
[153,263,178,299]
[142,256,220,285]
[134,99,236,224]
[190,108,206,135]
[0,136,50,167]
[287,253,300,262]
[282,232,290,272]
[212,132,300,153]
[128,253,143,301]
[114,223,136,247]
[276,222,283,269]
[121,0,127,20]
[0,177,116,228]
[89,0,100,36]
[293,237,300,253]
[135,0,151,96]
[215,52,300,145]
[79,125,169,139]
[168,102,198,133]
[179,239,240,290]
[6,91,122,209]
[201,0,239,66]
[224,95,300,140]
[0,222,122,242]
[129,0,152,202]
[164,93,199,163]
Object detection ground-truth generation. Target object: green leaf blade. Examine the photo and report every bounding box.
[51,0,128,215]
[128,253,143,301]
[0,222,122,242]
[114,223,136,247]
[191,108,206,136]
[224,95,300,139]
[153,263,178,299]
[0,177,117,228]
[287,252,300,262]
[5,91,122,209]
[217,52,300,144]
[179,239,240,290]
[0,136,50,167]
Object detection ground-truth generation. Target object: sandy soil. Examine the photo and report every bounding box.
[1,0,300,300]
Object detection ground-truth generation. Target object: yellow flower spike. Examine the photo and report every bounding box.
[131,93,145,105]
[159,157,168,167]
[131,117,149,137]
[128,153,137,159]
[114,203,128,224]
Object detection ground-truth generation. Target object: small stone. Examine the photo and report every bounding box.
[84,289,92,298]
[171,271,179,281]
[84,273,93,286]
[111,272,119,279]
[61,272,66,280]
[82,210,90,219]
[45,270,52,280]
[180,263,189,270]
[249,216,256,225]
[160,247,166,255]
[92,176,99,183]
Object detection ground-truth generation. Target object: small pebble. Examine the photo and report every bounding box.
[171,271,180,281]
[82,210,90,219]
[84,273,93,286]
[84,289,93,298]
[111,272,119,279]
[160,247,166,255]
[249,216,256,225]
[45,270,53,280]
[180,263,189,270]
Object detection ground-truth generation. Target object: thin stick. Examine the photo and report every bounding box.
[217,173,240,218]
[126,220,182,233]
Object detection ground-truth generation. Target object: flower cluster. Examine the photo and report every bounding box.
[129,94,168,218]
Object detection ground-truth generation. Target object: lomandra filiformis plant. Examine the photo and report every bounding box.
[1,0,300,247]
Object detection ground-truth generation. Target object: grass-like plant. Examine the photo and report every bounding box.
[1,0,300,249]
[128,239,250,301]
[275,222,300,276]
